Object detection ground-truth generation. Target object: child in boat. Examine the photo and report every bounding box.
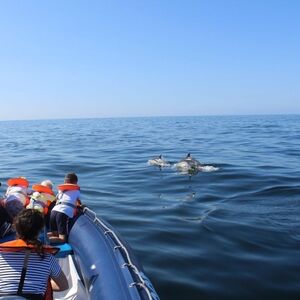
[49,172,81,243]
[3,177,32,220]
[26,179,56,215]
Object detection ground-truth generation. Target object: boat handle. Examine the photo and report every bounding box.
[129,282,145,288]
[122,262,133,269]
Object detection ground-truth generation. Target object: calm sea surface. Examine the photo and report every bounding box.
[0,115,300,300]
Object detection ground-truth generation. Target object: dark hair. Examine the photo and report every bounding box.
[64,172,78,184]
[14,209,45,257]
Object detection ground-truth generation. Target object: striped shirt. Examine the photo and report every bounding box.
[0,251,61,295]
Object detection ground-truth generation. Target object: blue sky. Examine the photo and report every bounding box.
[0,0,299,120]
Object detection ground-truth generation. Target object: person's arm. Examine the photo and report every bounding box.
[49,255,69,291]
[51,270,69,291]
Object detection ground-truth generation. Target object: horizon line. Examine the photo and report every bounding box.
[0,113,299,123]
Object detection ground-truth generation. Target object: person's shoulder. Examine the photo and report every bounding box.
[69,188,80,195]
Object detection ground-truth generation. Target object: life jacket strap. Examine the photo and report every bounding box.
[17,249,30,296]
[31,198,47,208]
[57,201,77,209]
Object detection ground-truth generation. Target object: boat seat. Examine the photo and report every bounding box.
[55,243,73,258]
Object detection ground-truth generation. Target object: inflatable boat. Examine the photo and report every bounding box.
[0,207,160,300]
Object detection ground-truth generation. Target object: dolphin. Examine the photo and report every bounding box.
[148,155,171,168]
[175,153,202,174]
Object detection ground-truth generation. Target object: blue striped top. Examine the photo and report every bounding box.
[0,251,62,295]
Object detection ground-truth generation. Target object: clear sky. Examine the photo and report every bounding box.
[0,0,299,120]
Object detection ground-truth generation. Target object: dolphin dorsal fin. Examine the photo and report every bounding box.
[186,153,191,158]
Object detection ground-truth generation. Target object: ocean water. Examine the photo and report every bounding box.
[0,115,300,300]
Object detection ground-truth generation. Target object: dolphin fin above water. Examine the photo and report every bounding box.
[175,153,219,174]
[148,155,171,167]
[175,153,202,173]
[148,153,219,174]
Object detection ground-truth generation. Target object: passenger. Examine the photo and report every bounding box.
[26,180,56,216]
[3,177,32,220]
[0,209,68,299]
[49,173,81,243]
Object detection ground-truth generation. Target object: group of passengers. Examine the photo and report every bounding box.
[0,172,82,300]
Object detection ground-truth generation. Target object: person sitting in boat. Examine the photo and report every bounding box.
[26,180,56,216]
[2,177,32,220]
[0,209,68,299]
[48,172,81,243]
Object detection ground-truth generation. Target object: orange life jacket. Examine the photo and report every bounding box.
[57,183,80,192]
[32,184,55,195]
[0,239,58,300]
[0,239,59,255]
[7,177,29,188]
[29,184,56,215]
[6,177,30,206]
[56,184,81,216]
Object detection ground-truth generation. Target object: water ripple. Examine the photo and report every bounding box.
[1,115,300,299]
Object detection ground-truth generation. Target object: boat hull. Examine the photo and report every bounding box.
[67,208,159,300]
